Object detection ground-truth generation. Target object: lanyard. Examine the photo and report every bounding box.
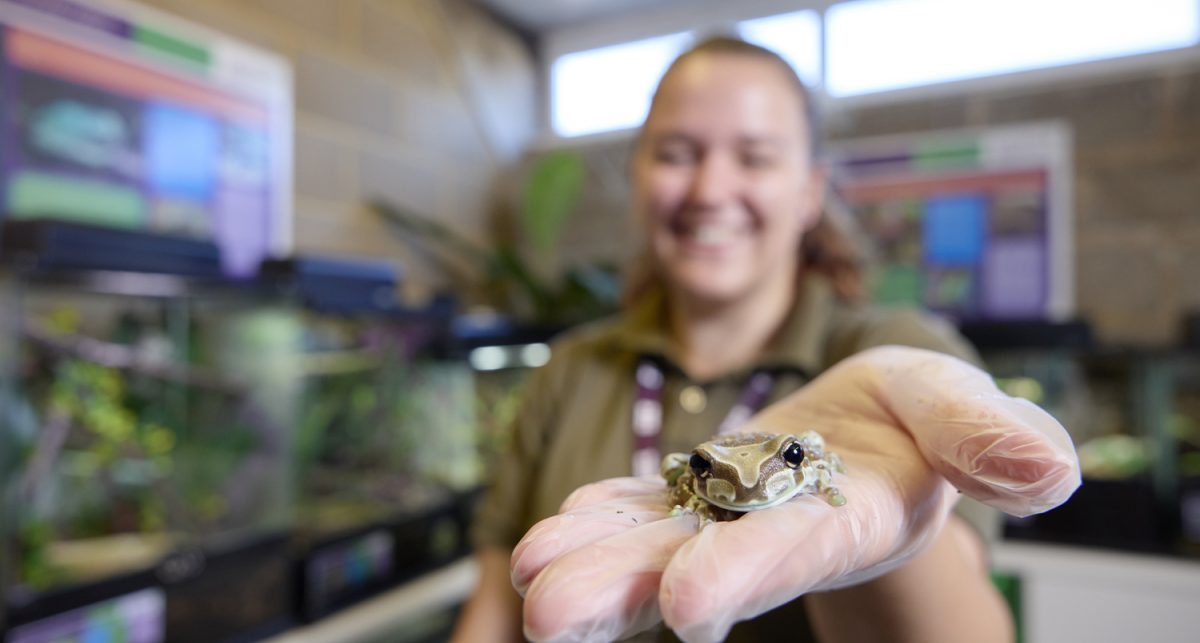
[631,358,775,477]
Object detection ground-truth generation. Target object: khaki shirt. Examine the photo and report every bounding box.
[473,276,993,641]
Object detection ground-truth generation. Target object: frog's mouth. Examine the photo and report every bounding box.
[702,492,798,513]
[698,474,802,512]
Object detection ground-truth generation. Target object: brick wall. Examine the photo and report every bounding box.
[138,0,537,303]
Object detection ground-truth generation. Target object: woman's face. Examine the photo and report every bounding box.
[632,53,822,307]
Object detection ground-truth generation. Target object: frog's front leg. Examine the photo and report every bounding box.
[796,431,847,506]
[667,475,732,527]
[661,452,690,486]
[809,460,847,507]
[662,452,696,513]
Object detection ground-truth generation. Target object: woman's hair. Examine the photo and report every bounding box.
[623,36,869,307]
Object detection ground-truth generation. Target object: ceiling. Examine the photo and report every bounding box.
[471,0,693,31]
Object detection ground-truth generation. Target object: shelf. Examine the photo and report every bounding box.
[266,558,477,643]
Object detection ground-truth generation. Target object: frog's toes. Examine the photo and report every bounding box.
[829,453,847,474]
[821,486,847,507]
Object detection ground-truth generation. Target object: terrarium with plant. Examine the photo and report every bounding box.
[2,282,297,595]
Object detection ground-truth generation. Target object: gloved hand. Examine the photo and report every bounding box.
[511,346,1080,642]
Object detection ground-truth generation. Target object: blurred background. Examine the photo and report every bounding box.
[0,0,1197,642]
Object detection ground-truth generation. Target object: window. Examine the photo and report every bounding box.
[546,0,1200,136]
[550,32,692,138]
[738,10,823,88]
[826,0,1200,97]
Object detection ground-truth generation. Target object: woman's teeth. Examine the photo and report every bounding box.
[688,224,741,244]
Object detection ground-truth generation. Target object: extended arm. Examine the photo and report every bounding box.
[514,347,1078,642]
[806,514,1013,643]
[449,547,524,643]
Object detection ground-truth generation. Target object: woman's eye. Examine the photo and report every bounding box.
[655,145,696,165]
[741,152,775,169]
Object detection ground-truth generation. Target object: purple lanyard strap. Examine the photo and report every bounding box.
[631,358,775,477]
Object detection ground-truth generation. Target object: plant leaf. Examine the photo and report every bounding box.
[522,151,584,251]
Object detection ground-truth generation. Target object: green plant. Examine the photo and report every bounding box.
[372,150,620,325]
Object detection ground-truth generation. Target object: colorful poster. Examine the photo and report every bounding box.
[0,0,291,276]
[830,123,1072,321]
[7,588,165,643]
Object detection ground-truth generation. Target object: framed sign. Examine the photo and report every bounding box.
[829,121,1072,321]
[0,0,292,276]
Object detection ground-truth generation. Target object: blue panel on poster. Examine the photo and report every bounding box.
[922,194,987,266]
[144,102,218,200]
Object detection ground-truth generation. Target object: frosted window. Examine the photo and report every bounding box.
[551,33,692,137]
[738,10,823,88]
[826,0,1200,97]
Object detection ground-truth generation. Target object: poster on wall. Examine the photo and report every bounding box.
[828,121,1073,322]
[0,0,292,276]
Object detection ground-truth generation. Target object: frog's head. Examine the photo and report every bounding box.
[687,432,807,512]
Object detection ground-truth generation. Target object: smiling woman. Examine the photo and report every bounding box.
[629,39,822,358]
[451,35,1078,643]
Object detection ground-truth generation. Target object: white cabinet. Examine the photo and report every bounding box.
[993,542,1200,643]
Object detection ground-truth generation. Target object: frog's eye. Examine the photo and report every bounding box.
[782,442,805,468]
[689,453,712,478]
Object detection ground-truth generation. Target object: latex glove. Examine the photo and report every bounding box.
[512,346,1080,643]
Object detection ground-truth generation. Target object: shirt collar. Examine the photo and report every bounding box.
[609,275,837,380]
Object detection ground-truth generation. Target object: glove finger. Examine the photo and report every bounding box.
[660,472,955,643]
[927,396,1081,515]
[865,346,1080,516]
[523,515,698,643]
[512,493,670,594]
[559,476,666,512]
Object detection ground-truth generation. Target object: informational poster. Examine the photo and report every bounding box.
[0,0,292,276]
[829,122,1072,321]
[6,587,165,643]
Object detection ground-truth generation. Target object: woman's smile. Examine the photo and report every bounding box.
[671,218,755,255]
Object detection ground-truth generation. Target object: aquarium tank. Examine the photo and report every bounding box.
[0,0,295,638]
[263,256,482,619]
[969,320,1193,555]
[0,221,300,643]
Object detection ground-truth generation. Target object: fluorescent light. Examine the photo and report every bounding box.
[519,342,551,368]
[469,345,508,371]
[469,343,553,371]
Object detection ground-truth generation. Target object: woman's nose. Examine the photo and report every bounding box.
[686,152,740,208]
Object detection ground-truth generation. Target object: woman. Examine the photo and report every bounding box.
[453,37,1078,642]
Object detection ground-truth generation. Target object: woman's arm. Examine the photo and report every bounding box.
[514,348,1076,642]
[806,514,1014,643]
[449,547,525,643]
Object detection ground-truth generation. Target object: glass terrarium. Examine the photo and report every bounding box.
[1,270,19,637]
[0,221,299,642]
[969,321,1186,554]
[264,257,481,619]
[1169,351,1200,554]
[454,317,561,477]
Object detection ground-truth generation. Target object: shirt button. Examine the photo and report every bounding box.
[679,385,707,414]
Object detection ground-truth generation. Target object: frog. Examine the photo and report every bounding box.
[661,431,847,525]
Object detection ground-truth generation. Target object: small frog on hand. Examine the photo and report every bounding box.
[662,431,847,526]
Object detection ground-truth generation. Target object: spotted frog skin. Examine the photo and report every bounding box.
[662,431,846,525]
